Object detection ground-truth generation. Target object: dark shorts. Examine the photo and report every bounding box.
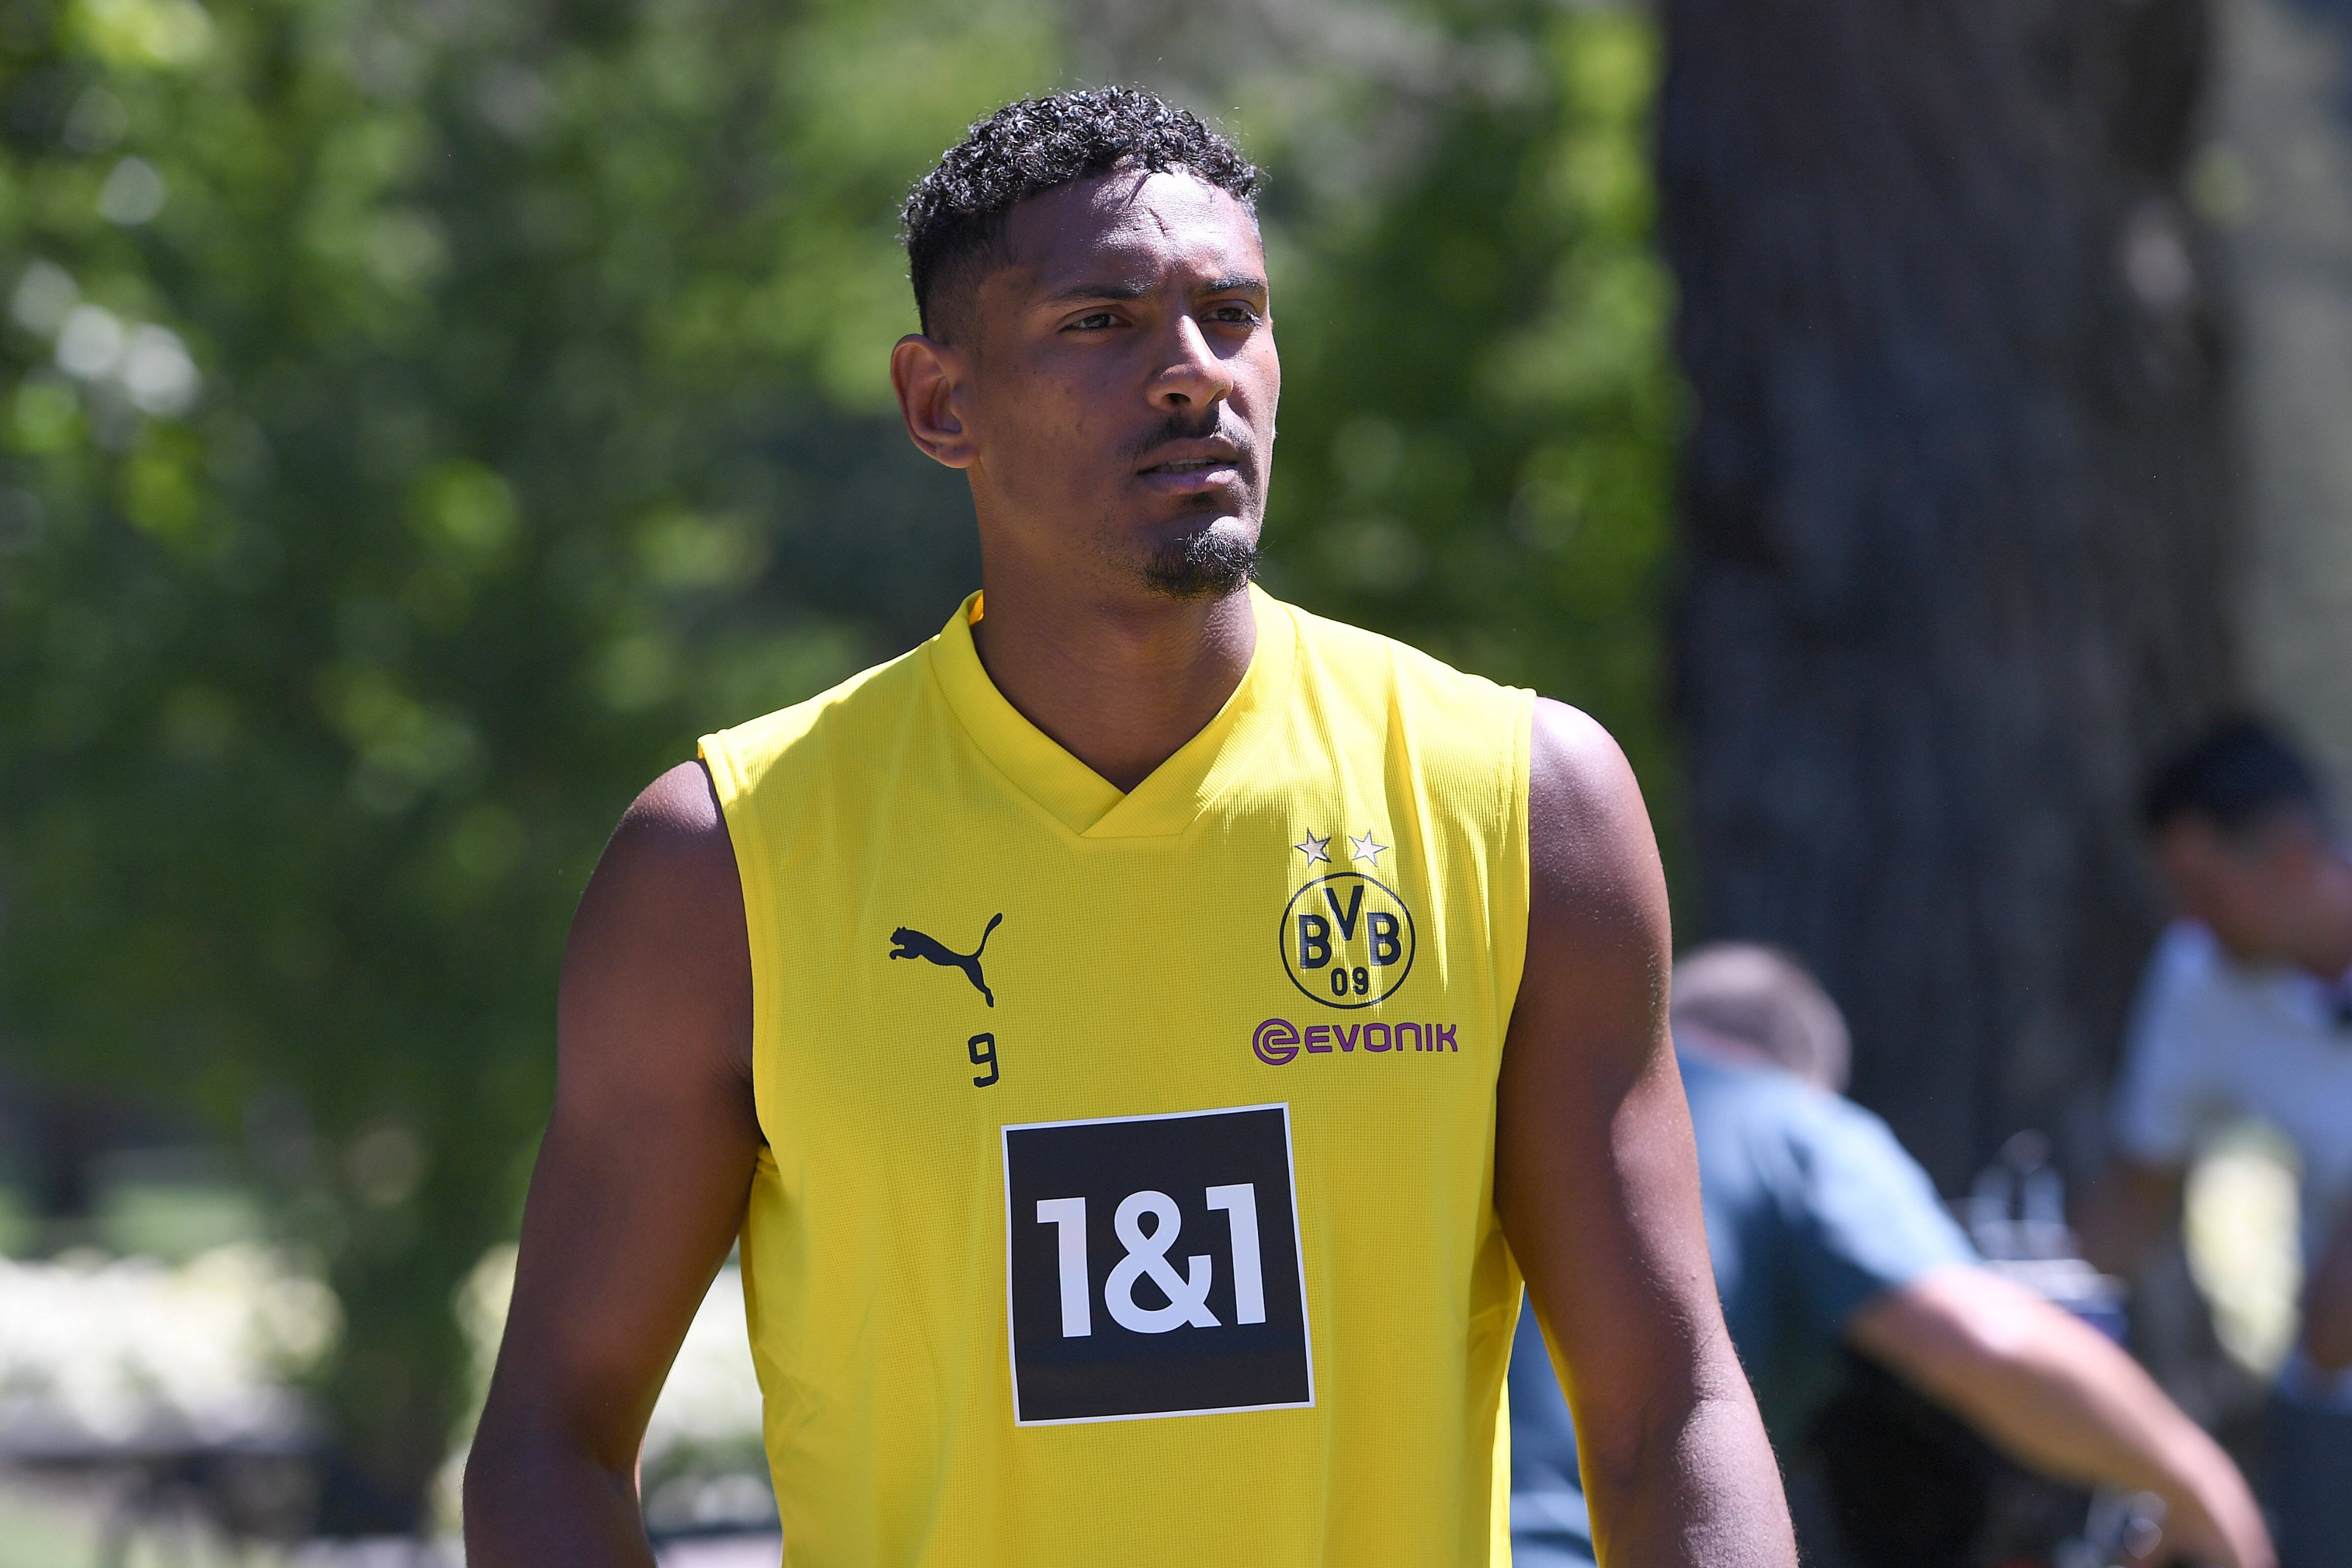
[2270,1392,2352,1568]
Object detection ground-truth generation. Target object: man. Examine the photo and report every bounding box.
[462,88,1794,1565]
[1511,944,2273,1568]
[2081,721,2352,1566]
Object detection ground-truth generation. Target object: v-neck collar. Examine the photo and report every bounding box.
[925,584,1297,841]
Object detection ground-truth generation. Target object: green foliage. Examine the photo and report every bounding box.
[1253,2,1681,807]
[0,0,1050,1517]
[0,0,1676,1521]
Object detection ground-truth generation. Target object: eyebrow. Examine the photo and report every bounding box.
[1040,273,1270,307]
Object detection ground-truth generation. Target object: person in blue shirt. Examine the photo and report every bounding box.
[1510,943,2270,1568]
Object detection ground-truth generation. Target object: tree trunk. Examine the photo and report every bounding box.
[1659,0,2240,1190]
[2207,0,2352,821]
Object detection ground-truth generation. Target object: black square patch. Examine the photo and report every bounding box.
[1001,1102,1313,1425]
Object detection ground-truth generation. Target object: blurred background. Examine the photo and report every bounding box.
[0,0,2342,1559]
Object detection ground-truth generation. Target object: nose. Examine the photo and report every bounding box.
[1148,312,1235,412]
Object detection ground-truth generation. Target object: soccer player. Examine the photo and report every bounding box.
[464,88,1794,1566]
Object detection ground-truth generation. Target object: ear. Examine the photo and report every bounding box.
[892,334,977,470]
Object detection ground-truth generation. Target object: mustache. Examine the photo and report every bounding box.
[1120,409,1255,466]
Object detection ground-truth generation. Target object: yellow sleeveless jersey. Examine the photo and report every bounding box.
[698,586,1534,1566]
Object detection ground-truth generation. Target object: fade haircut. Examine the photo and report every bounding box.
[1671,943,1852,1094]
[900,86,1262,341]
[2141,718,2328,839]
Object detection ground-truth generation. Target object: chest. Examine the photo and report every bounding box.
[2198,1000,2352,1197]
[745,760,1519,1430]
[762,754,1506,1130]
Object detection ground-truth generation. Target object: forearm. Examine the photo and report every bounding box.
[1502,706,1797,1567]
[463,1413,657,1568]
[1852,1270,2267,1567]
[1582,1375,1796,1567]
[1929,1314,2226,1501]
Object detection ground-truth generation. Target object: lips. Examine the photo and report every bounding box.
[1136,463,1243,495]
[1136,439,1247,494]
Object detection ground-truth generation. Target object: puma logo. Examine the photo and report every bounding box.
[888,912,1003,1007]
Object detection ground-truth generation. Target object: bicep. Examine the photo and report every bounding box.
[483,761,761,1470]
[1494,702,1735,1456]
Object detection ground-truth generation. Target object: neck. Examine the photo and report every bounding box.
[969,567,1258,793]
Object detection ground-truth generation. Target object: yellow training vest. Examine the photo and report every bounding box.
[699,586,1533,1566]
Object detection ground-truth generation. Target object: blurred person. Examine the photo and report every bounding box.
[1512,943,2272,1568]
[2080,720,2352,1566]
[463,89,1795,1566]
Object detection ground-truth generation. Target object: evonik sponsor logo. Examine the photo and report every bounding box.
[1251,1016,1459,1066]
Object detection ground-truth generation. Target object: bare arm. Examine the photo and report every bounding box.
[463,761,760,1567]
[1495,700,1795,1567]
[2304,1205,2352,1373]
[1847,1268,2272,1568]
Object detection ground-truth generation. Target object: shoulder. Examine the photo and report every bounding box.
[1681,1053,1975,1283]
[1684,1050,1927,1185]
[699,641,933,804]
[1514,698,1668,1006]
[584,762,745,969]
[1526,698,1653,885]
[1680,1047,1839,1149]
[567,759,754,1083]
[1276,593,1531,734]
[601,761,738,887]
[1527,697,1635,803]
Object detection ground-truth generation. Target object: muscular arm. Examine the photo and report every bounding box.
[1494,700,1794,1567]
[463,761,760,1567]
[1847,1268,2272,1568]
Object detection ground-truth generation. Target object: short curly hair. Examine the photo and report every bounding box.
[901,86,1262,340]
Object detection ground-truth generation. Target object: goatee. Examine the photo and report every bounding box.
[1141,526,1259,601]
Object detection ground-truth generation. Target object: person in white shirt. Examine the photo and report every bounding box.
[2083,719,2352,1567]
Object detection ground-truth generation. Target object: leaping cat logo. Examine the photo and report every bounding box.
[888,912,1003,1006]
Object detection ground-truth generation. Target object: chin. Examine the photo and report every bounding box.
[1135,513,1261,601]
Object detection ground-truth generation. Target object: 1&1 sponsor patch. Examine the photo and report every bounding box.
[1001,1102,1313,1425]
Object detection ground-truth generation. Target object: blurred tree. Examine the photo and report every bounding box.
[0,0,1045,1525]
[1658,0,2240,1188]
[0,0,1677,1528]
[2202,0,2352,820]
